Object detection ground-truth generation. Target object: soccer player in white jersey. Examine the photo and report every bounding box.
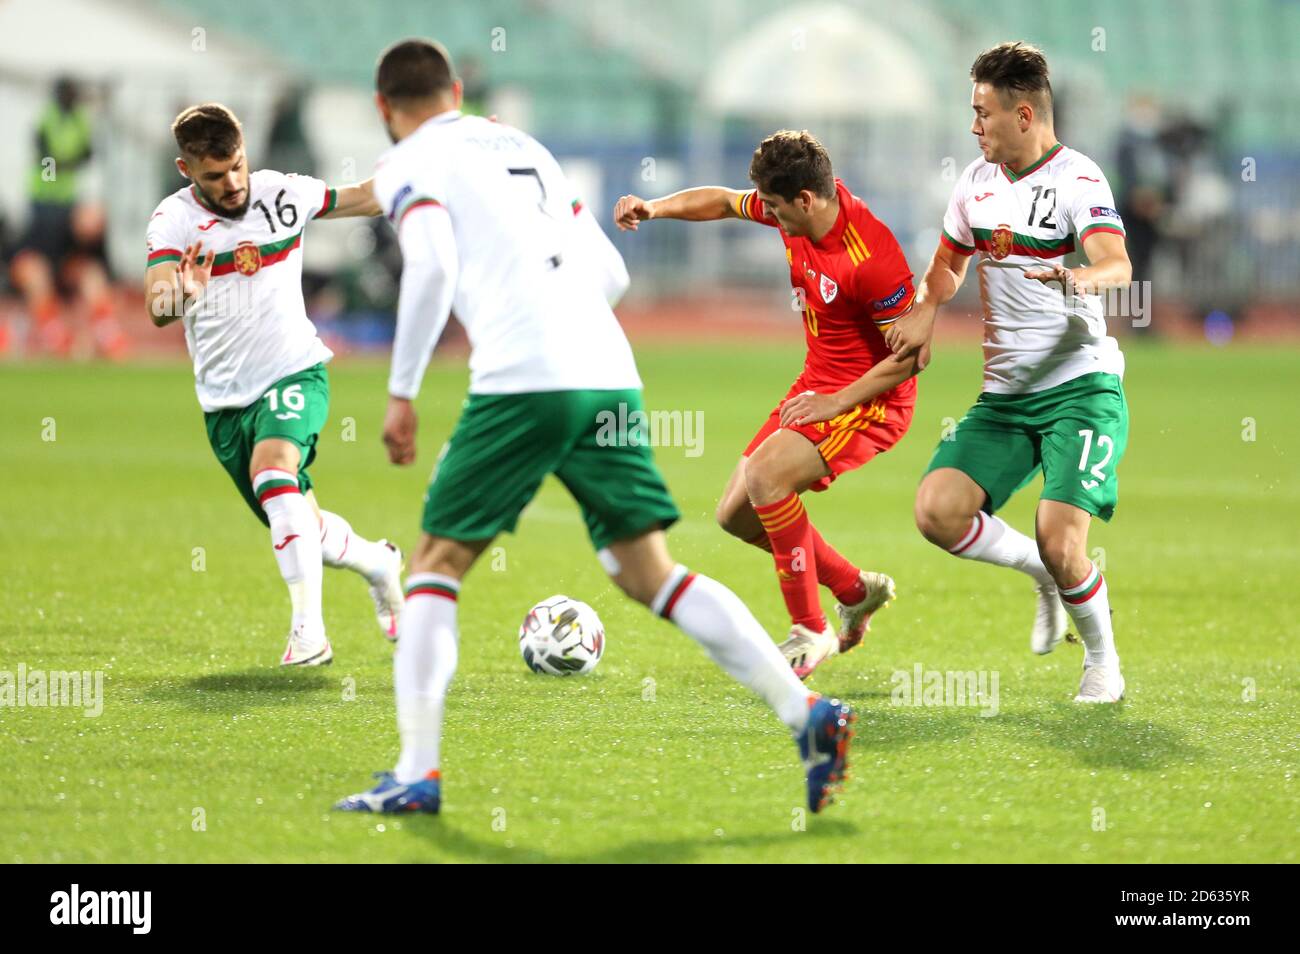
[881,42,1132,702]
[334,39,854,816]
[144,104,404,667]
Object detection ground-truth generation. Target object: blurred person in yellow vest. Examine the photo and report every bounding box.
[5,76,127,359]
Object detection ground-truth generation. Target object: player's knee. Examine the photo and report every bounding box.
[743,459,790,506]
[914,491,964,547]
[1036,533,1084,583]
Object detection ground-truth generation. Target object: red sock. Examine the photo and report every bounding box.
[747,519,863,604]
[810,527,865,605]
[754,493,825,631]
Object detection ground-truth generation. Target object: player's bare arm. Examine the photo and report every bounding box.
[317,178,383,219]
[613,187,745,230]
[144,241,215,328]
[884,239,969,355]
[779,346,931,427]
[1023,230,1132,293]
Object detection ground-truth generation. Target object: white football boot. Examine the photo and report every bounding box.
[1074,662,1125,703]
[1031,581,1069,655]
[369,541,404,642]
[779,620,838,681]
[280,625,333,667]
[835,571,896,655]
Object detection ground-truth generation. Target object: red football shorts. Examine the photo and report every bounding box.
[743,381,915,492]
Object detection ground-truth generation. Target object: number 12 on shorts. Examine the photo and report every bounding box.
[1077,428,1114,490]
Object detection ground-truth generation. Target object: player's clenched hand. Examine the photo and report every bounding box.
[179,242,216,300]
[780,390,845,428]
[614,194,655,231]
[382,397,418,466]
[883,301,935,355]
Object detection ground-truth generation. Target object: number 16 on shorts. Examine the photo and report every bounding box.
[265,383,305,421]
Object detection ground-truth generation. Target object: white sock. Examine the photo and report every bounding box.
[254,469,324,634]
[319,510,392,584]
[652,564,811,733]
[949,512,1053,585]
[1060,564,1117,668]
[393,573,460,784]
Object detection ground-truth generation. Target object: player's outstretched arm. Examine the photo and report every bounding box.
[318,178,383,219]
[613,187,746,230]
[884,240,970,355]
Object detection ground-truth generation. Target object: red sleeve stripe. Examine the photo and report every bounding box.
[397,197,442,227]
[147,248,182,265]
[1079,223,1125,241]
[940,230,975,256]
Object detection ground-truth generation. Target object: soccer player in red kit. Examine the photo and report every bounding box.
[615,130,929,679]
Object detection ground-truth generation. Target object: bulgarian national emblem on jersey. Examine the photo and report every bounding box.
[233,241,262,276]
[990,224,1014,261]
[819,273,839,304]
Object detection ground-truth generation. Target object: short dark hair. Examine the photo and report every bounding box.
[970,41,1052,114]
[376,38,457,104]
[172,103,243,159]
[748,130,835,202]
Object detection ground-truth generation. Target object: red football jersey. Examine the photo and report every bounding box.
[735,178,916,401]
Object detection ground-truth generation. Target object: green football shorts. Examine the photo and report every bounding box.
[925,371,1129,521]
[204,363,330,525]
[421,388,681,551]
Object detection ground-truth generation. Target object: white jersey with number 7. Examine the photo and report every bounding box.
[371,110,641,400]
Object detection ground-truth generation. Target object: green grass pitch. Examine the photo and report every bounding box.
[2,340,1297,862]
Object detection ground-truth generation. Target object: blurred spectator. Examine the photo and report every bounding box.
[6,76,126,359]
[158,99,193,198]
[265,85,317,176]
[457,54,490,117]
[1159,112,1233,308]
[1117,96,1235,327]
[1116,95,1168,295]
